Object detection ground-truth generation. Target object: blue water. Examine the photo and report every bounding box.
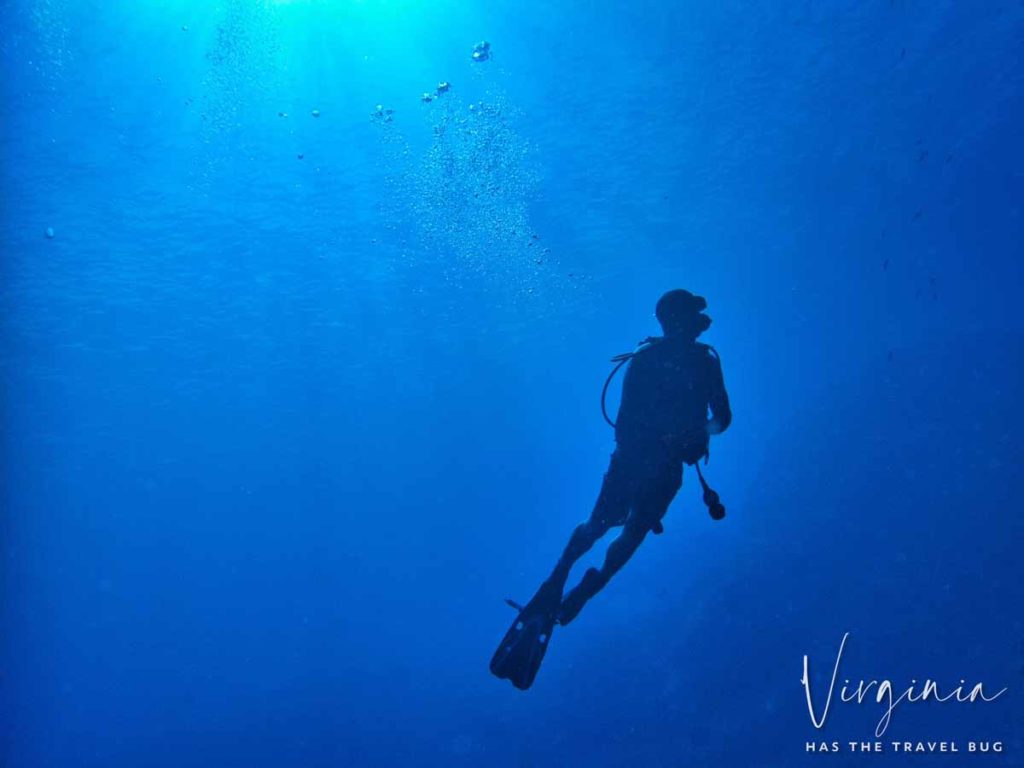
[2,2,1022,766]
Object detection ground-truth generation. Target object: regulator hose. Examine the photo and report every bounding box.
[600,357,631,429]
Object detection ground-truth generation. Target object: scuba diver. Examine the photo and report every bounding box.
[490,289,732,690]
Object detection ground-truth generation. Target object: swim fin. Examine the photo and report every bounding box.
[490,580,562,690]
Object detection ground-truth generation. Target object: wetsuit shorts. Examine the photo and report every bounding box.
[590,446,683,529]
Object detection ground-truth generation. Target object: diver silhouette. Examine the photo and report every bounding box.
[491,289,732,690]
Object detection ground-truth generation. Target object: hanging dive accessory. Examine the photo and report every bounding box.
[694,461,726,520]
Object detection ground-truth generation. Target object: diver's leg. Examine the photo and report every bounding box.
[557,514,648,625]
[598,514,651,581]
[558,466,681,625]
[546,456,630,593]
[547,499,617,592]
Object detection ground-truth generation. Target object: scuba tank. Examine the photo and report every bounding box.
[601,336,660,428]
[601,338,727,524]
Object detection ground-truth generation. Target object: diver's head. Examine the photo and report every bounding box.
[655,289,711,339]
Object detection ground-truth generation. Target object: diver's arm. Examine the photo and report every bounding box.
[706,354,732,436]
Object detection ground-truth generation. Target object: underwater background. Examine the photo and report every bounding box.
[2,1,1023,766]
